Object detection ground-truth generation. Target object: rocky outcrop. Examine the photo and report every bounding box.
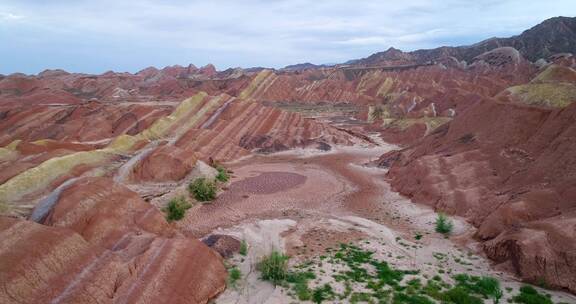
[0,177,228,304]
[380,78,576,291]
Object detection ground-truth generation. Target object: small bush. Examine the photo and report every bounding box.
[476,277,503,303]
[239,240,248,256]
[189,177,217,201]
[163,197,192,221]
[228,266,241,287]
[435,213,454,235]
[512,285,552,304]
[286,271,315,301]
[258,251,289,285]
[312,284,335,303]
[442,287,483,304]
[415,232,423,240]
[215,165,230,182]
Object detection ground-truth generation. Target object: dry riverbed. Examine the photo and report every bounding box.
[180,139,575,303]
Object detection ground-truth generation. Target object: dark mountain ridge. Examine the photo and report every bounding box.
[356,16,576,65]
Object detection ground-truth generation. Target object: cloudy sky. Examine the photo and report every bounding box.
[1,0,574,74]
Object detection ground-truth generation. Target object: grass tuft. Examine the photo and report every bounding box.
[228,266,242,287]
[188,177,217,201]
[163,196,191,222]
[435,213,454,235]
[215,165,230,182]
[239,240,248,256]
[258,251,289,285]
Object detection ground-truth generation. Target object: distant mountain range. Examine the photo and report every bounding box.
[287,16,576,69]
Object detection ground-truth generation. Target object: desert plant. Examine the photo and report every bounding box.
[258,251,289,285]
[312,284,335,303]
[239,240,248,256]
[442,286,483,304]
[163,197,192,222]
[477,277,503,304]
[215,165,230,182]
[228,266,242,287]
[414,232,423,241]
[512,285,553,304]
[188,177,216,201]
[435,213,454,235]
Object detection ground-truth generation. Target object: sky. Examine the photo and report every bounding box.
[1,0,574,75]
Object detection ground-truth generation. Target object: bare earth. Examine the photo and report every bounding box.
[166,140,576,303]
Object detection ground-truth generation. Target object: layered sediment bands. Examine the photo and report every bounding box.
[381,98,576,292]
[42,177,171,248]
[129,145,199,182]
[0,177,227,303]
[0,93,212,212]
[235,55,536,146]
[0,102,174,145]
[0,219,227,304]
[498,64,576,108]
[128,96,365,183]
[0,64,251,106]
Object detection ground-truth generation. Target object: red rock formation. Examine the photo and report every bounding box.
[0,177,228,304]
[380,95,576,292]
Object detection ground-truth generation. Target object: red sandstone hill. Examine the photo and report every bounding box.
[377,62,576,292]
[1,16,576,303]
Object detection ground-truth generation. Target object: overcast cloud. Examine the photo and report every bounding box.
[1,0,574,74]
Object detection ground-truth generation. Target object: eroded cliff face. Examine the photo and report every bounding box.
[379,64,576,292]
[0,177,227,304]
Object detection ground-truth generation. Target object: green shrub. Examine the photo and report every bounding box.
[189,177,217,201]
[239,240,248,256]
[435,213,454,235]
[258,251,289,285]
[414,232,423,240]
[442,286,483,304]
[228,266,241,287]
[163,197,192,221]
[512,285,552,304]
[476,277,503,303]
[393,292,435,304]
[216,165,230,182]
[312,284,335,303]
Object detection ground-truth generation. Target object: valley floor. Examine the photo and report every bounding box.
[169,140,576,303]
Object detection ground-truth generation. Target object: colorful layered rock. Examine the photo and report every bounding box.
[380,76,576,292]
[0,176,227,304]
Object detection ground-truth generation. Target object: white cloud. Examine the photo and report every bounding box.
[0,0,574,74]
[0,11,23,21]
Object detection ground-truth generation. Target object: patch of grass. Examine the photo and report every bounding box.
[452,274,504,303]
[393,292,435,304]
[512,285,553,304]
[239,240,248,256]
[286,271,315,301]
[258,251,289,285]
[188,177,216,201]
[163,196,191,221]
[312,284,335,303]
[435,213,454,235]
[442,286,483,304]
[477,277,503,303]
[350,291,373,303]
[215,165,230,182]
[228,266,241,287]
